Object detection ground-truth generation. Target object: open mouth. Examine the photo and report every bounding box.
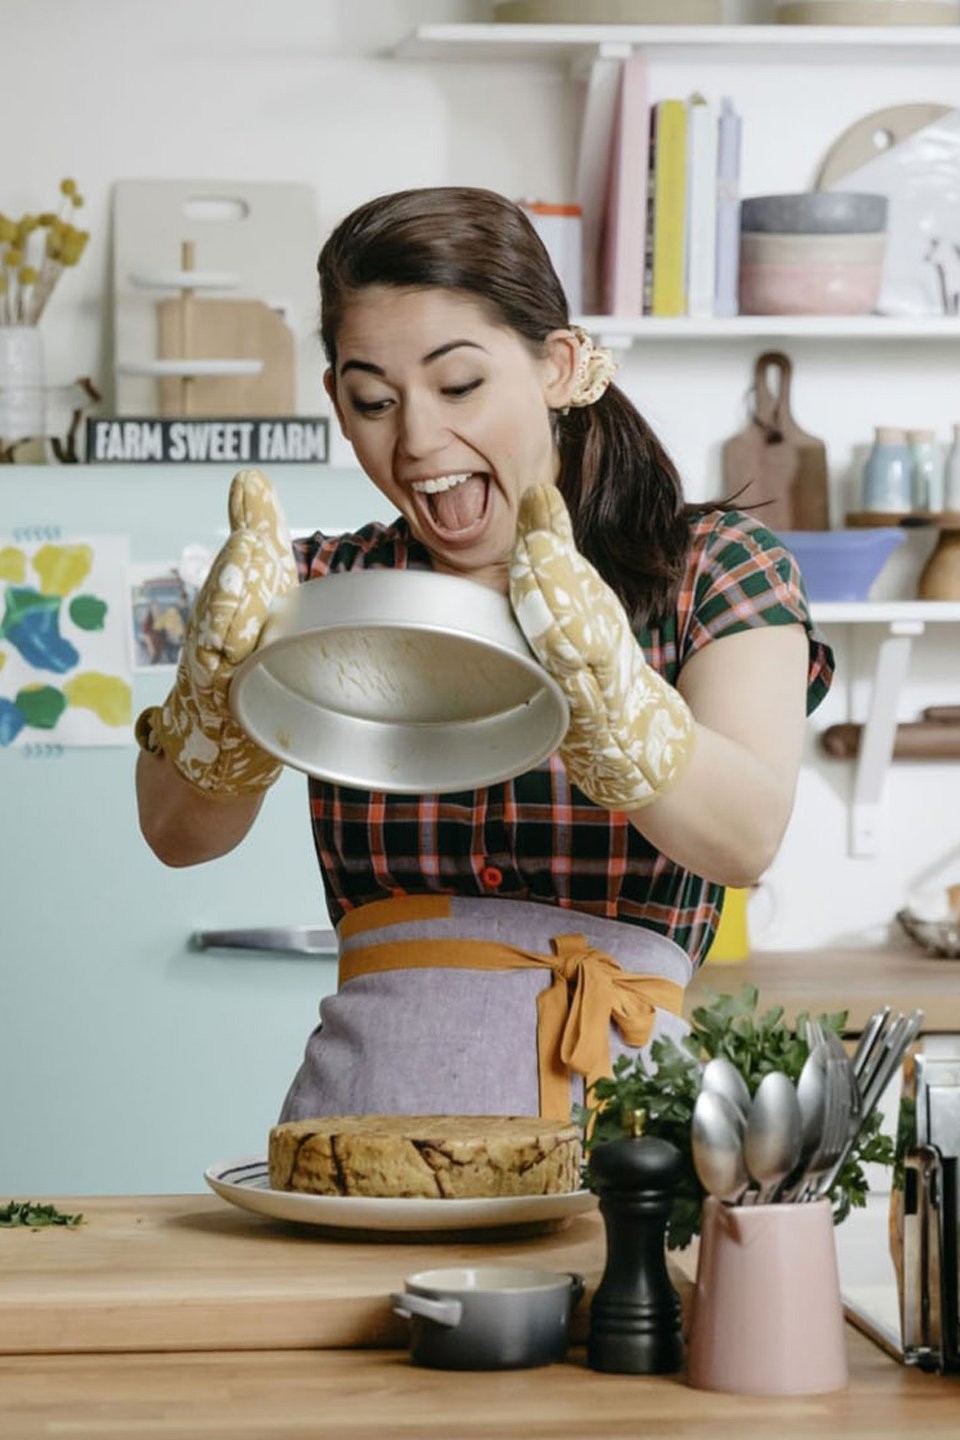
[410,472,492,543]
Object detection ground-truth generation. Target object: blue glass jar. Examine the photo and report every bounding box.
[862,427,914,514]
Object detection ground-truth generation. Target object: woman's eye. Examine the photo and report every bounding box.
[441,379,483,399]
[350,396,393,416]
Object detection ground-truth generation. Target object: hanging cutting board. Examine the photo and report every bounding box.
[721,351,830,532]
[112,180,321,416]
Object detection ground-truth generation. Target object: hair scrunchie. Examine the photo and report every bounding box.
[568,325,618,408]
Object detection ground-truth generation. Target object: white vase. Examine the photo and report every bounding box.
[0,326,46,443]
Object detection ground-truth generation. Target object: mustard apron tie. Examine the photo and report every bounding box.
[337,908,684,1121]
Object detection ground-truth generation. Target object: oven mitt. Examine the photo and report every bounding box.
[509,484,695,811]
[135,468,298,799]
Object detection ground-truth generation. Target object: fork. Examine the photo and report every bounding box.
[791,1055,850,1202]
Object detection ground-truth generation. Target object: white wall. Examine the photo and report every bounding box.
[6,0,960,950]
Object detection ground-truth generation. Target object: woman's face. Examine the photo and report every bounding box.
[324,286,578,590]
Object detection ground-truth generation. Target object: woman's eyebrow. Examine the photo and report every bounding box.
[339,339,487,378]
[423,339,487,364]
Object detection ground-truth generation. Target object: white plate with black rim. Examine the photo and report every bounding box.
[204,1156,597,1234]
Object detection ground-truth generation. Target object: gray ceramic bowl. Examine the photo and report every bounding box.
[741,192,888,235]
[391,1266,586,1370]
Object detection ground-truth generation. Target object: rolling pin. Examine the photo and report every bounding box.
[821,712,960,760]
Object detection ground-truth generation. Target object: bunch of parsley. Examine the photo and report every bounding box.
[0,1201,84,1228]
[574,984,894,1251]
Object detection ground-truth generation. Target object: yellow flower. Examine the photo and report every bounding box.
[4,248,22,267]
[62,231,88,265]
[19,265,38,284]
[60,178,77,197]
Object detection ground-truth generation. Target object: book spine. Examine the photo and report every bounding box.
[714,96,743,319]
[685,96,719,320]
[650,99,688,318]
[599,50,648,318]
[576,50,627,316]
[642,106,656,315]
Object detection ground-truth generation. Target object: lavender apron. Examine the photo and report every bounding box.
[278,895,691,1123]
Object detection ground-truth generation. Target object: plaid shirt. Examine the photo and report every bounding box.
[293,510,833,968]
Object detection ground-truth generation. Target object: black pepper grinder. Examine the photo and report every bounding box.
[587,1108,683,1375]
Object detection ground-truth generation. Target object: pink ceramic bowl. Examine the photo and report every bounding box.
[738,260,883,315]
[738,230,886,315]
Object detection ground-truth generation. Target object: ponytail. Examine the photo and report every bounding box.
[556,383,692,629]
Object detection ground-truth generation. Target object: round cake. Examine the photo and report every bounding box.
[267,1114,582,1199]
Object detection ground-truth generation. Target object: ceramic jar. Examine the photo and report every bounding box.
[945,424,960,513]
[862,426,913,513]
[906,428,944,512]
[494,1,723,20]
[0,325,46,443]
[776,0,960,22]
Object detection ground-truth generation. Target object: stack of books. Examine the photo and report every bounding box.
[597,53,743,320]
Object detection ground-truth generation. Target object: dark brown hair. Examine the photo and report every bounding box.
[318,186,694,627]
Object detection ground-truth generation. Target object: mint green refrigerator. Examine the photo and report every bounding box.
[0,461,393,1195]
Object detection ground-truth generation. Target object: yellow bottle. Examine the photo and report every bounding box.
[704,887,750,964]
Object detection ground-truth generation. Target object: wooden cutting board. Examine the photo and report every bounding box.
[157,296,295,417]
[0,1194,697,1356]
[722,352,830,532]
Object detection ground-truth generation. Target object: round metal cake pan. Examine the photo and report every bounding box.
[228,569,569,793]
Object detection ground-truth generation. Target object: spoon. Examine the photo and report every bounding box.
[701,1056,751,1124]
[743,1071,802,1204]
[795,1045,828,1166]
[691,1089,750,1204]
[781,1045,828,1200]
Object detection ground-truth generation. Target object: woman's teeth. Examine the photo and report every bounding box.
[411,473,473,494]
[411,471,490,534]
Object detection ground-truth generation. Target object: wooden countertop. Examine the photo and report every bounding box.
[4,1334,959,1439]
[687,946,960,1033]
[3,1195,958,1436]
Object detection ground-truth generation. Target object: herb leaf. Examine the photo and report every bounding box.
[0,1200,84,1228]
[576,984,895,1252]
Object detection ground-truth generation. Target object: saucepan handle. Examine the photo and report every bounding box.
[390,1292,463,1328]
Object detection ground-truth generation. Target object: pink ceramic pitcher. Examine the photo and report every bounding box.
[687,1196,849,1396]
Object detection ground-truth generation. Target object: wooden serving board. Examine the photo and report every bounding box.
[157,296,296,417]
[722,351,830,531]
[0,1194,695,1356]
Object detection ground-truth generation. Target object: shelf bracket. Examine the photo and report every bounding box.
[850,619,925,858]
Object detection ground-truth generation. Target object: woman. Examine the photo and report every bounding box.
[136,186,832,1123]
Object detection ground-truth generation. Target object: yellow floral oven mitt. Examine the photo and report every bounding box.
[135,468,298,798]
[509,484,695,811]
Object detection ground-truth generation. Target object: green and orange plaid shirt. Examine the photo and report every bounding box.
[293,509,833,968]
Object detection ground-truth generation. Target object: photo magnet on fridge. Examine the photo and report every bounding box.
[84,416,329,464]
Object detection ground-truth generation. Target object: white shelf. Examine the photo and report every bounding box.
[397,22,960,63]
[115,359,263,378]
[811,602,960,858]
[579,316,960,348]
[812,601,960,625]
